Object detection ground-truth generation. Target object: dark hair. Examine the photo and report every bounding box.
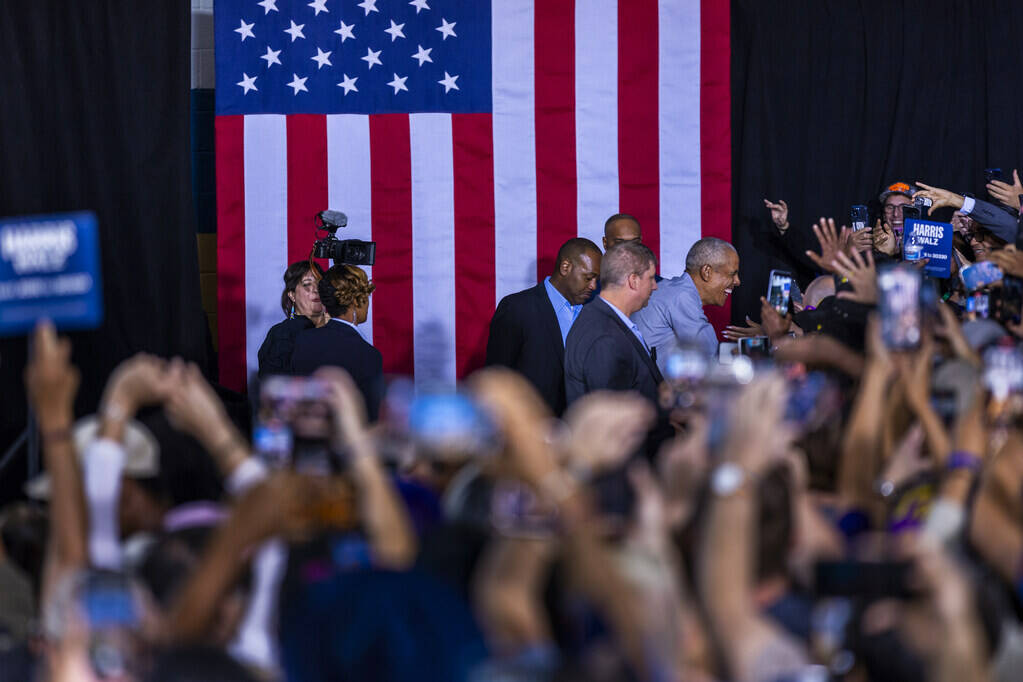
[599,241,657,288]
[318,264,375,318]
[280,260,323,318]
[603,213,639,234]
[554,237,600,270]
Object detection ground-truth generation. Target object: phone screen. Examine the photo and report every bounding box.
[879,266,922,349]
[739,336,771,359]
[985,167,1004,184]
[254,375,333,471]
[767,270,792,315]
[960,261,1004,292]
[850,205,868,231]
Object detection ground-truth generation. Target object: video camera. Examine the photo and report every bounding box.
[311,210,376,266]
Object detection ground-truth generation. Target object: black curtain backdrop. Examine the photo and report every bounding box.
[731,0,1023,323]
[0,2,205,493]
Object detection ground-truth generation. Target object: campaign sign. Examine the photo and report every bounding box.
[903,219,953,278]
[0,212,102,335]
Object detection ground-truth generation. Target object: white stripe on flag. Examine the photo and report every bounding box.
[326,114,373,344]
[410,113,457,388]
[575,0,618,248]
[492,0,538,303]
[244,115,288,379]
[658,0,702,278]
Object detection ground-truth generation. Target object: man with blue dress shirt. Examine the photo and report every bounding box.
[631,237,740,372]
[485,238,602,415]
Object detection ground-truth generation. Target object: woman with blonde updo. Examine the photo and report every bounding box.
[292,263,384,420]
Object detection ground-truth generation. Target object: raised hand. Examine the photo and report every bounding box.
[722,316,764,341]
[805,217,852,273]
[849,226,873,253]
[758,296,791,340]
[563,391,655,478]
[913,182,965,214]
[872,219,899,256]
[25,321,80,432]
[987,247,1023,278]
[315,366,369,451]
[833,249,878,305]
[986,169,1023,210]
[763,198,789,232]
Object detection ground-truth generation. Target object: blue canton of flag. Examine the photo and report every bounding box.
[215,0,492,115]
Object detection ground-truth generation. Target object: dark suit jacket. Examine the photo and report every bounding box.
[292,320,384,421]
[485,283,567,415]
[969,198,1018,244]
[564,296,664,406]
[256,315,315,378]
[564,297,672,457]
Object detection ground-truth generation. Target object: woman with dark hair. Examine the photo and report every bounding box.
[256,261,328,378]
[292,264,384,420]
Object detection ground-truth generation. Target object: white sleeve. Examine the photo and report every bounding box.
[961,196,976,215]
[81,438,126,570]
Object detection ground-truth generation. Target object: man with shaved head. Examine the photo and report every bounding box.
[486,237,602,415]
[603,213,642,252]
[632,237,740,370]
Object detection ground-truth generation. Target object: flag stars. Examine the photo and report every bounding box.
[411,44,433,67]
[438,71,459,93]
[436,18,456,40]
[361,47,382,69]
[284,20,306,42]
[335,20,356,42]
[357,0,379,16]
[256,0,278,14]
[311,47,333,69]
[387,73,409,94]
[337,73,358,95]
[237,73,258,94]
[287,73,309,94]
[409,0,430,13]
[384,20,406,42]
[261,46,282,67]
[235,19,255,41]
[308,0,329,15]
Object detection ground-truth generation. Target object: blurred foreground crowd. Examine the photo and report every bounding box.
[9,175,1023,682]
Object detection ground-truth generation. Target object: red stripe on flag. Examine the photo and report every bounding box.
[534,0,577,281]
[618,0,660,262]
[369,115,415,375]
[215,115,247,392]
[286,115,329,269]
[452,114,496,379]
[701,0,732,331]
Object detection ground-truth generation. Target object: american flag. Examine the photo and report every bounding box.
[215,0,731,392]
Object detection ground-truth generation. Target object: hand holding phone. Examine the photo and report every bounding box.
[878,265,922,349]
[766,270,792,315]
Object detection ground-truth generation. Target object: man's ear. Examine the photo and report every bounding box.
[559,259,572,276]
[700,264,713,282]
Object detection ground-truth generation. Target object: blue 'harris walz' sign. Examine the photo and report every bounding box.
[903,218,953,278]
[0,212,103,335]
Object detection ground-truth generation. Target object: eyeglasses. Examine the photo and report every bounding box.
[883,205,906,215]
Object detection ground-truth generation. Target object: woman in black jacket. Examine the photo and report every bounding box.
[292,264,384,420]
[256,261,328,378]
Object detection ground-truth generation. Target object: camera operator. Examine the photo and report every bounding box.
[292,264,384,421]
[256,261,329,378]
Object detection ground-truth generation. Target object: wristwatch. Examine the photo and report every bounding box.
[711,462,746,497]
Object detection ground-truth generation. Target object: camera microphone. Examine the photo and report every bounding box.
[317,210,348,230]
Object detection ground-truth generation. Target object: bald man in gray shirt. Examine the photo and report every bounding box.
[631,237,740,372]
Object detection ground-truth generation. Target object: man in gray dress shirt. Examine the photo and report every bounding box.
[631,237,740,371]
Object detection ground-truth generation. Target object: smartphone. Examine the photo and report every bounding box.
[767,269,793,315]
[815,560,917,599]
[901,205,921,222]
[913,196,932,216]
[850,205,868,232]
[254,375,334,472]
[960,261,1004,291]
[739,335,771,360]
[878,266,922,349]
[407,392,500,458]
[985,168,1004,184]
